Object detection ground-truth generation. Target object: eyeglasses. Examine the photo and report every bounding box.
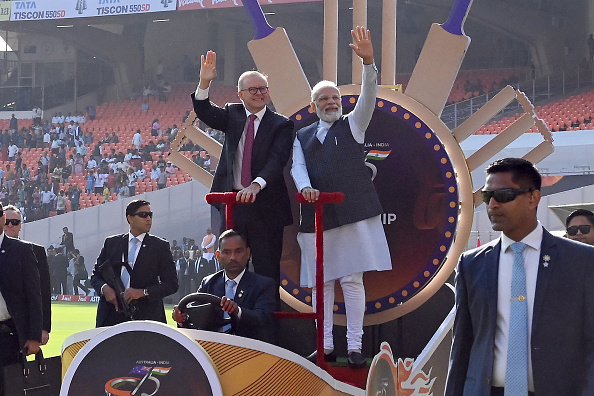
[131,211,153,218]
[481,188,533,204]
[5,219,21,226]
[316,95,341,103]
[240,86,269,95]
[566,225,593,236]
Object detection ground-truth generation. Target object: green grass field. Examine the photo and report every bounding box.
[42,301,177,358]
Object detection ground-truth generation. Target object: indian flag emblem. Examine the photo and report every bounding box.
[151,367,172,376]
[366,150,392,161]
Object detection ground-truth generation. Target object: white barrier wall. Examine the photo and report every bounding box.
[20,180,212,270]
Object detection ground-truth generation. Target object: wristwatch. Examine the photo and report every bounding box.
[143,289,149,297]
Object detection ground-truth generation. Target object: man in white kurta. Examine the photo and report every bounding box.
[291,27,391,368]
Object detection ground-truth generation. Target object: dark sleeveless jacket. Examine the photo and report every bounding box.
[296,117,382,233]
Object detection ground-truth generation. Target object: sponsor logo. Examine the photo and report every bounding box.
[76,0,87,14]
[178,0,204,8]
[105,364,171,395]
[14,2,37,10]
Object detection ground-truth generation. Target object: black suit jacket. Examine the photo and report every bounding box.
[446,229,594,396]
[0,236,42,348]
[30,243,51,333]
[91,233,178,327]
[197,269,276,343]
[192,95,293,227]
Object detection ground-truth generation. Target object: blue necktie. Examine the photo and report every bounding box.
[505,242,529,396]
[122,237,138,288]
[222,279,236,332]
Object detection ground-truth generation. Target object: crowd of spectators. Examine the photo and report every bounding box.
[0,106,225,223]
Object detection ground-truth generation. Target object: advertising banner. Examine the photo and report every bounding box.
[177,0,320,12]
[10,0,176,21]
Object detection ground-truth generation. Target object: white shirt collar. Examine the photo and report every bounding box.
[129,232,146,243]
[225,268,246,285]
[244,106,266,121]
[500,221,543,253]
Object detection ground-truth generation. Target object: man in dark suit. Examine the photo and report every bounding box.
[191,51,293,292]
[173,230,276,343]
[0,205,42,367]
[445,158,594,396]
[190,251,216,293]
[3,205,51,345]
[91,199,178,327]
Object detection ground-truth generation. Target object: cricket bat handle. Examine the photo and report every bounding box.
[242,0,275,39]
[442,0,473,35]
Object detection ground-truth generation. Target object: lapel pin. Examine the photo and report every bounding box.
[238,291,244,298]
[1,250,4,253]
[543,255,550,267]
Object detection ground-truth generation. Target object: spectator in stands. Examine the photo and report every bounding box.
[32,106,41,126]
[110,132,119,144]
[132,129,143,150]
[151,119,162,137]
[55,190,67,215]
[69,186,81,211]
[40,186,56,217]
[9,114,17,132]
[94,169,107,194]
[86,105,96,121]
[141,98,149,112]
[8,142,18,161]
[156,155,166,168]
[165,161,176,176]
[117,182,130,199]
[127,168,137,196]
[102,185,110,203]
[150,164,160,180]
[157,165,167,189]
[5,164,14,193]
[14,152,22,171]
[85,171,95,195]
[107,169,116,193]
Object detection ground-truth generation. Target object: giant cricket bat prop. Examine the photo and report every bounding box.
[405,0,473,117]
[243,0,311,116]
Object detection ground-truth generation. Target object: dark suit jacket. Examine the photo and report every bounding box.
[197,269,276,343]
[30,243,51,333]
[191,95,293,227]
[0,236,42,348]
[91,233,178,327]
[445,229,594,396]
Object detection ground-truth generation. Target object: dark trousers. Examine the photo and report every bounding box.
[73,275,89,295]
[0,320,19,368]
[219,205,283,306]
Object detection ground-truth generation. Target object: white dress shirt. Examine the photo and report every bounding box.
[493,222,543,391]
[0,232,10,321]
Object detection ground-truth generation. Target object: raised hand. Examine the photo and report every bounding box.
[349,26,374,65]
[199,50,217,89]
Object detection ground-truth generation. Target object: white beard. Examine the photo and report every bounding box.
[316,107,342,123]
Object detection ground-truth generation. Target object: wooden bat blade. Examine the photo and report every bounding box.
[404,23,470,117]
[248,28,311,116]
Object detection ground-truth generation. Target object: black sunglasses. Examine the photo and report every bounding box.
[481,188,533,204]
[5,219,21,226]
[131,211,153,218]
[566,225,593,236]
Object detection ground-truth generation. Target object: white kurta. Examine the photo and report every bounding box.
[291,64,392,287]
